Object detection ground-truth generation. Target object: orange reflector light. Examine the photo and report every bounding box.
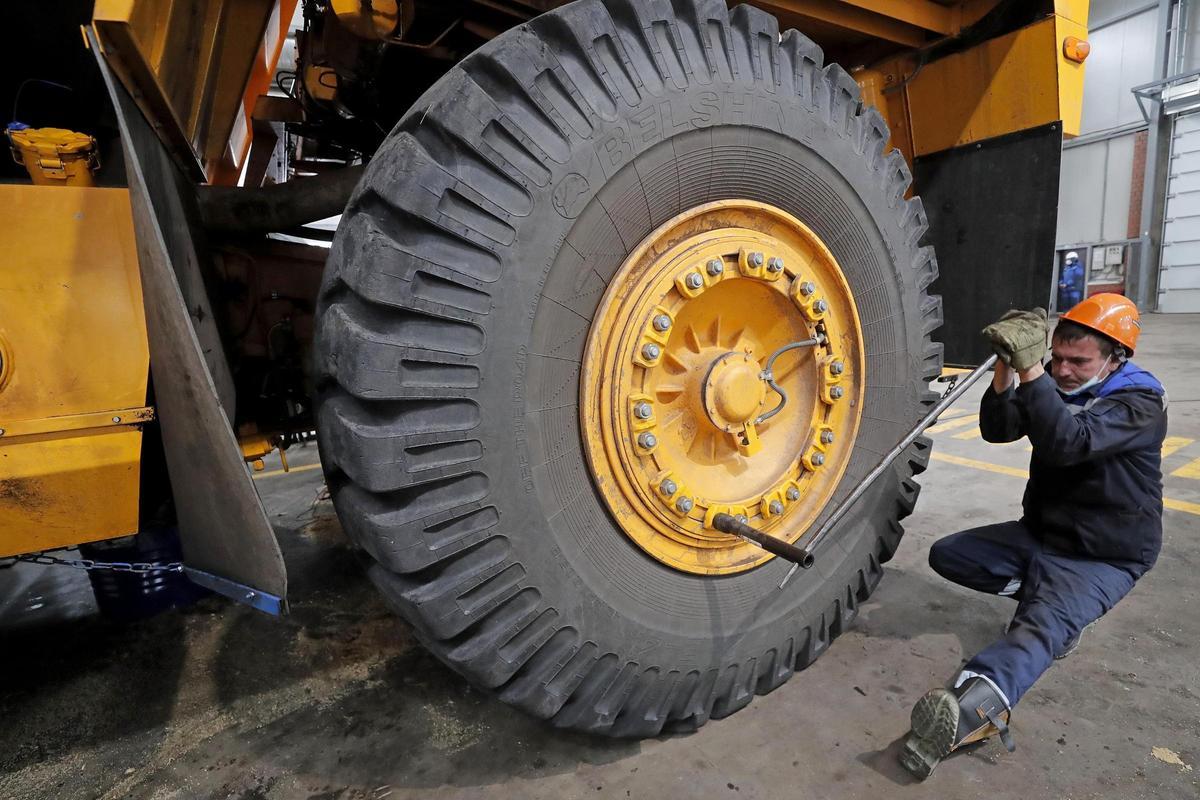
[1063,36,1090,63]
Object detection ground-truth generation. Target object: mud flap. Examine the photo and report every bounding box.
[90,30,288,613]
[914,122,1064,366]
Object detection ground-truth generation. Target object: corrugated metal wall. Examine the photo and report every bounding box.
[1160,112,1200,311]
[1080,8,1160,134]
[1057,134,1138,245]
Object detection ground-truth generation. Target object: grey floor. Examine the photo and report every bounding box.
[2,314,1198,800]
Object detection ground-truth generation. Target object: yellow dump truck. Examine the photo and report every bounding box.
[0,0,1087,735]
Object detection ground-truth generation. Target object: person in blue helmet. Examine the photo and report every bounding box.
[1058,251,1085,311]
[900,293,1167,779]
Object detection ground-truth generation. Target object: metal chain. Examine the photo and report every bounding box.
[0,552,184,574]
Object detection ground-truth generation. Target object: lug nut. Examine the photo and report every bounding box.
[638,432,657,449]
[799,281,816,296]
[786,486,801,502]
[634,402,653,419]
[706,259,724,276]
[686,272,704,290]
[820,430,835,445]
[830,360,844,375]
[642,343,661,360]
[749,251,764,268]
[814,298,829,313]
[676,496,694,513]
[769,500,784,516]
[767,256,784,273]
[653,314,672,332]
[812,452,826,466]
[830,386,844,400]
[660,479,677,496]
[735,514,748,524]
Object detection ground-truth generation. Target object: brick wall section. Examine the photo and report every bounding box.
[1129,130,1148,239]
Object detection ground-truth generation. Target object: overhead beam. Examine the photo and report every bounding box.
[835,0,957,35]
[756,0,930,47]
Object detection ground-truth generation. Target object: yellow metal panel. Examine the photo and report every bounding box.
[0,428,143,557]
[1056,0,1090,26]
[92,0,300,184]
[0,186,149,556]
[0,187,148,418]
[853,54,919,168]
[907,17,1066,156]
[1056,13,1089,138]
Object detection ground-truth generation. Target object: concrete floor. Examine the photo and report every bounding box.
[3,314,1199,800]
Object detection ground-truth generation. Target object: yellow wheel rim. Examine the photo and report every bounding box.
[580,200,866,575]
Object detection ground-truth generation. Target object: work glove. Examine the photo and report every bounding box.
[981,308,1047,371]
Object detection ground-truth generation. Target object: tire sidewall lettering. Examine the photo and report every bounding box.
[589,89,803,182]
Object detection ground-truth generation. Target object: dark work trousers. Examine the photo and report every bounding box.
[929,520,1137,708]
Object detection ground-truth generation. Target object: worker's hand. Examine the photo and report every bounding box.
[992,359,1015,392]
[981,308,1047,372]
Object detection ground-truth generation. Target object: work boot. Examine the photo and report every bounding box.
[899,677,1015,780]
[1055,620,1096,660]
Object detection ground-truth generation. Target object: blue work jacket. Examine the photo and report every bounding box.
[978,362,1167,575]
[1060,261,1085,293]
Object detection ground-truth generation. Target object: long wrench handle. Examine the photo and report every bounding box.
[712,513,815,567]
[792,353,1000,569]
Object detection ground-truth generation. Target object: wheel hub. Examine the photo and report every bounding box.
[580,200,865,575]
[704,352,765,431]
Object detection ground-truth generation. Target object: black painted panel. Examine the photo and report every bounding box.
[914,122,1062,366]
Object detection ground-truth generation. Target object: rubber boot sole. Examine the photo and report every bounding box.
[899,689,960,780]
[1055,620,1096,660]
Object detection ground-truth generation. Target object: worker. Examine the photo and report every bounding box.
[1058,251,1085,311]
[899,294,1167,780]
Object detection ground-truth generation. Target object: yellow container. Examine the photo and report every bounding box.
[7,126,99,186]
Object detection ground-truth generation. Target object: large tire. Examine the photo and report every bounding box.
[315,0,943,736]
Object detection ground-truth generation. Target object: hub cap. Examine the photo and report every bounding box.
[580,200,865,575]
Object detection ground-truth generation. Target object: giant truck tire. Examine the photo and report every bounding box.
[314,0,943,736]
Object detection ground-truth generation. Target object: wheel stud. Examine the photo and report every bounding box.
[830,386,844,400]
[686,272,704,289]
[653,314,672,332]
[812,452,826,466]
[814,298,829,314]
[830,360,844,375]
[638,432,657,449]
[706,259,724,276]
[642,343,661,360]
[767,256,784,273]
[749,252,764,268]
[799,281,816,296]
[660,479,677,496]
[786,486,800,502]
[635,402,653,419]
[820,430,835,445]
[769,500,784,516]
[676,496,694,513]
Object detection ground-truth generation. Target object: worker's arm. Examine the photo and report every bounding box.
[978,361,1025,443]
[1012,365,1164,465]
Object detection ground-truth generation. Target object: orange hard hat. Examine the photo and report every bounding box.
[1059,293,1141,354]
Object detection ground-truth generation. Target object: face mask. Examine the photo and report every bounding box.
[1061,357,1112,396]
